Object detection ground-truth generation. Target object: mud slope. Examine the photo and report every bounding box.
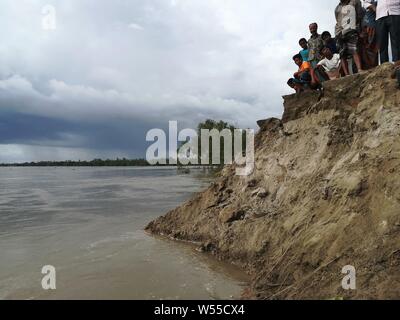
[146,63,400,299]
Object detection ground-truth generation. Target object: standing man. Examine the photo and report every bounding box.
[360,0,379,69]
[308,23,325,82]
[308,23,324,67]
[376,0,400,63]
[335,0,364,74]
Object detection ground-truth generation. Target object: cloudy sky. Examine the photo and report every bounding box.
[0,0,339,162]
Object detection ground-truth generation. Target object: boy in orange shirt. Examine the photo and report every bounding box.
[287,54,312,92]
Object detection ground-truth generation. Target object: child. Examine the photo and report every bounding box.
[335,0,364,75]
[287,54,312,92]
[316,47,342,80]
[299,38,309,62]
[293,54,311,83]
[321,31,338,54]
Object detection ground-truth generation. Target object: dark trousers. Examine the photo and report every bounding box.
[377,15,400,63]
[397,69,400,87]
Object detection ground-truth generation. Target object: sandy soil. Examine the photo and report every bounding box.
[147,63,400,299]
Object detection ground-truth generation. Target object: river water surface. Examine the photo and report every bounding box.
[0,167,247,300]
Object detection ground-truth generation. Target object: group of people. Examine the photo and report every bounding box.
[288,0,400,93]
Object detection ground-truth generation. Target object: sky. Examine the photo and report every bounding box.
[0,0,339,162]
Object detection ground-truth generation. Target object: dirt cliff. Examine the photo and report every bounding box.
[146,63,400,299]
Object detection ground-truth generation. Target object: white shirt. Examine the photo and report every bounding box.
[317,54,342,80]
[376,0,400,20]
[340,4,357,33]
[318,54,341,72]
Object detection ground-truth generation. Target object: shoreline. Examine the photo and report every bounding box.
[145,64,400,299]
[144,230,252,299]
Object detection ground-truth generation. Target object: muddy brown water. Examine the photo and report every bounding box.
[0,167,248,300]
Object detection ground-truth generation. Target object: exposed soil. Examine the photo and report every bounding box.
[146,63,400,299]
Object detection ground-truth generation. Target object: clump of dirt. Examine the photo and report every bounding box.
[146,63,400,299]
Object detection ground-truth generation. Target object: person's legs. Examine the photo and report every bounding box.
[377,17,390,63]
[300,71,312,83]
[347,32,363,72]
[291,78,306,92]
[370,27,379,68]
[388,15,400,62]
[310,68,329,85]
[293,81,304,93]
[353,52,363,72]
[310,60,326,83]
[341,57,350,75]
[287,79,296,91]
[310,68,319,85]
[362,27,379,69]
[317,67,330,81]
[396,69,400,88]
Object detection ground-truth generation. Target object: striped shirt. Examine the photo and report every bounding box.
[376,0,400,20]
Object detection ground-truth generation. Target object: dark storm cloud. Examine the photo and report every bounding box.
[0,112,76,144]
[0,111,154,155]
[0,0,338,162]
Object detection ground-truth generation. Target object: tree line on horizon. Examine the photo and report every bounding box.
[0,158,150,167]
[0,120,246,167]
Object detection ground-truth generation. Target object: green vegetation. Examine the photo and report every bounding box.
[193,119,247,167]
[197,119,236,133]
[1,120,247,168]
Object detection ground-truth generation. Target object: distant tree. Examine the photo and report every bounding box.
[177,119,246,168]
